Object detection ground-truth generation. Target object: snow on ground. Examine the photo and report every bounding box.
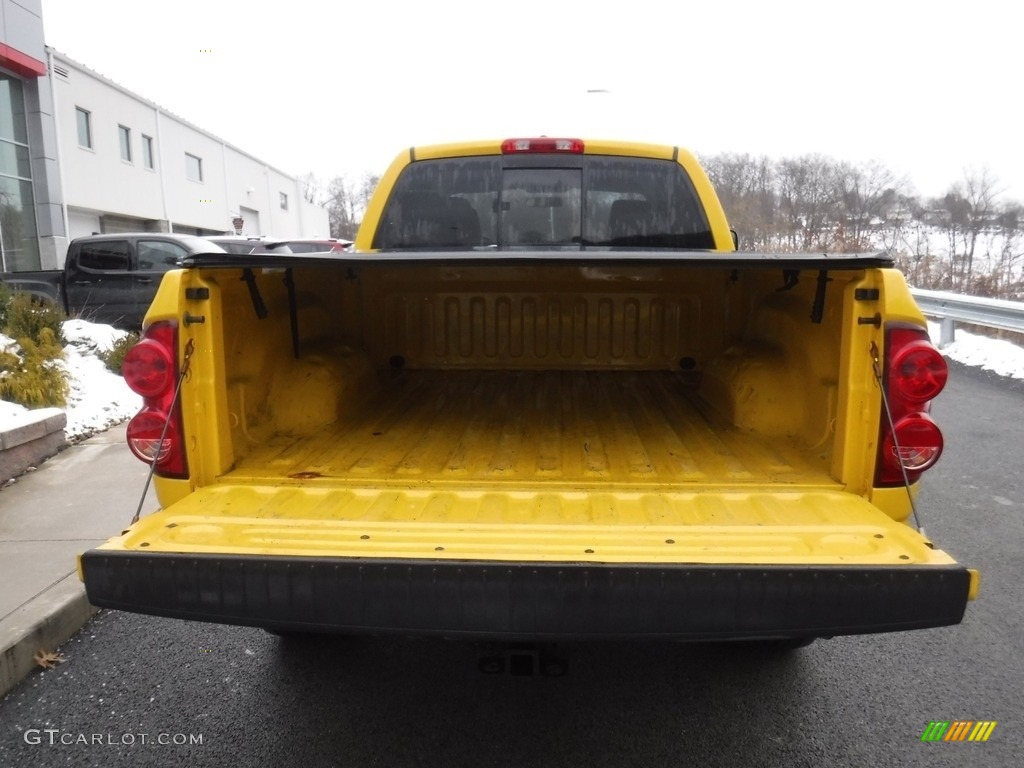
[60,319,142,440]
[1,318,1022,444]
[0,337,37,425]
[1,319,141,442]
[927,322,1024,380]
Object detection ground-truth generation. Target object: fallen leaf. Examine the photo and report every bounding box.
[33,649,67,669]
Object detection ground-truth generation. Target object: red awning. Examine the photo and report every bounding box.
[0,44,47,78]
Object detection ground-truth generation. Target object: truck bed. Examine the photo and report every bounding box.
[226,369,834,491]
[134,365,941,568]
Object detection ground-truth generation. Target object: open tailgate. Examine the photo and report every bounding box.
[80,485,974,639]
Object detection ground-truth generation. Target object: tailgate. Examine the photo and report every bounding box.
[89,484,957,566]
[80,485,973,639]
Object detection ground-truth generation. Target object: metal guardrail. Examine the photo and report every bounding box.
[910,288,1024,347]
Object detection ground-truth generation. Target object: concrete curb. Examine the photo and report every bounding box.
[0,408,67,485]
[0,574,97,699]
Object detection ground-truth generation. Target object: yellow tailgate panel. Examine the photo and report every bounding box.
[101,485,958,567]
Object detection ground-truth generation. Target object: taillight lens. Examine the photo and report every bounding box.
[881,413,943,472]
[501,138,584,154]
[127,408,180,463]
[123,321,189,479]
[890,339,948,403]
[123,339,174,398]
[875,326,947,486]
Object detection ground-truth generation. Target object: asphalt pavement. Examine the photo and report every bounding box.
[0,423,155,698]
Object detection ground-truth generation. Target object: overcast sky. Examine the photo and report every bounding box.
[40,0,1024,203]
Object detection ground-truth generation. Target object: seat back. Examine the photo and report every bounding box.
[608,199,655,241]
[384,191,480,247]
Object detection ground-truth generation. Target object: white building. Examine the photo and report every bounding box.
[50,49,328,247]
[0,1,327,272]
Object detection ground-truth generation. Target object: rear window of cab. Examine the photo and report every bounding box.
[371,155,714,250]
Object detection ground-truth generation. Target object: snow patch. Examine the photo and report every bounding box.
[927,322,1024,380]
[59,320,142,441]
[0,319,141,441]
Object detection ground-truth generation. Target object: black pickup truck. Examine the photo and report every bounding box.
[0,233,225,329]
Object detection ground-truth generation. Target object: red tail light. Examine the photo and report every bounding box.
[124,321,189,479]
[125,409,183,464]
[122,339,174,398]
[501,137,584,154]
[881,413,943,472]
[890,339,948,403]
[875,326,947,486]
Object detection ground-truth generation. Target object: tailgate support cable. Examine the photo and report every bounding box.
[870,341,924,535]
[127,338,196,529]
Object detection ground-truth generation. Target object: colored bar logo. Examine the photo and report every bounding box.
[921,721,997,742]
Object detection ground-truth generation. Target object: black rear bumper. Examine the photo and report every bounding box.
[80,551,971,639]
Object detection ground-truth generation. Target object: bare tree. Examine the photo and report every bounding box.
[701,153,777,250]
[323,172,383,240]
[887,194,938,286]
[929,168,1000,291]
[836,160,908,252]
[989,204,1023,299]
[927,191,965,289]
[358,173,381,212]
[694,153,1023,299]
[776,155,840,251]
[959,167,1001,287]
[325,176,359,239]
[298,172,324,206]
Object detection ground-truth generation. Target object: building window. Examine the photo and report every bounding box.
[76,107,92,148]
[0,73,40,271]
[280,192,288,210]
[185,152,203,182]
[142,134,155,169]
[118,125,132,162]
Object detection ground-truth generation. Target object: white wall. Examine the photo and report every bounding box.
[156,109,227,231]
[54,61,165,221]
[51,51,328,241]
[67,208,101,239]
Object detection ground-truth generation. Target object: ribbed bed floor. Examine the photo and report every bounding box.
[226,370,834,487]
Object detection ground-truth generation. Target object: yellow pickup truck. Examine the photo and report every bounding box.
[80,138,976,645]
